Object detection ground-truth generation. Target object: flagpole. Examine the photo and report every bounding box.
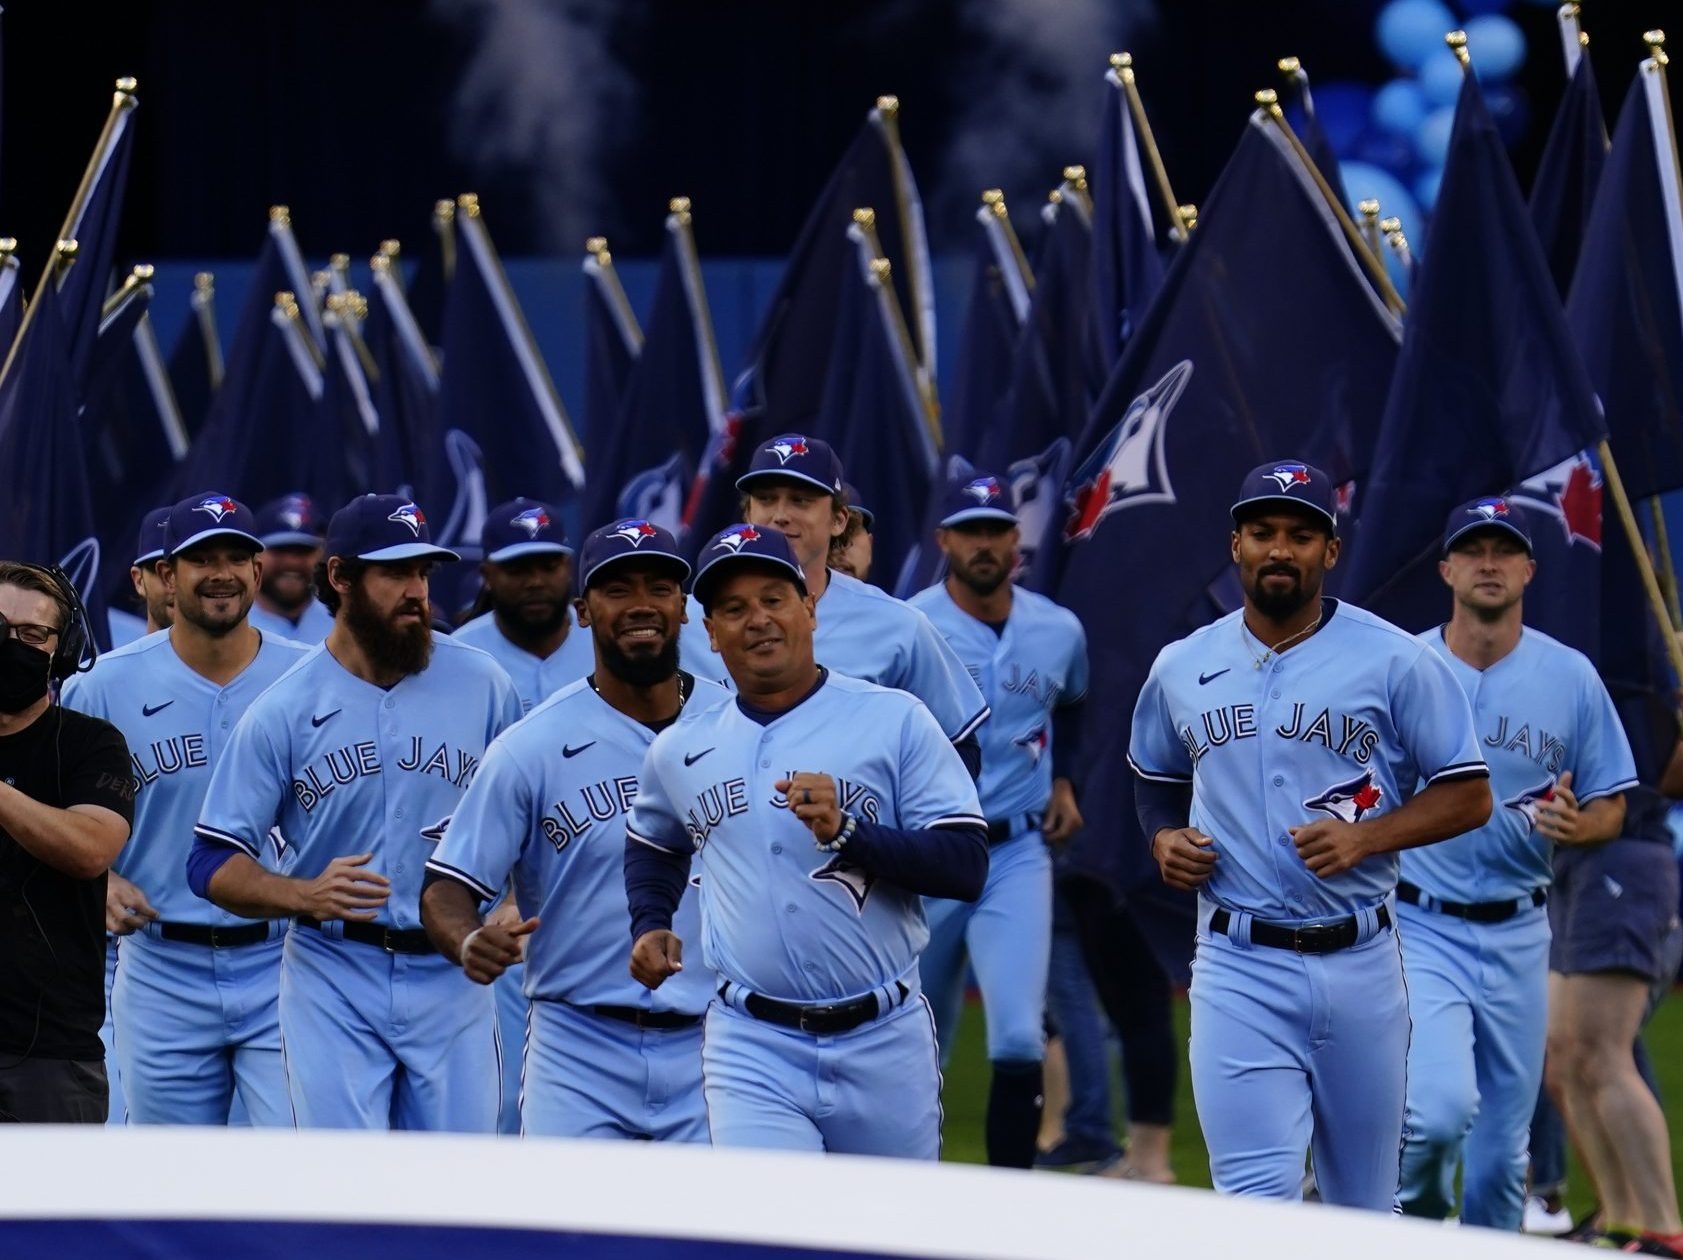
[1357,199,1383,259]
[1110,53,1189,240]
[852,207,943,454]
[872,95,937,382]
[1379,215,1416,284]
[100,263,151,320]
[979,190,1035,323]
[1557,3,1587,78]
[666,197,731,435]
[1255,90,1407,316]
[1600,441,1683,687]
[433,199,457,285]
[192,271,224,390]
[583,235,644,353]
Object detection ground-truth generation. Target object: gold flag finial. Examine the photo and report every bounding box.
[1178,204,1198,230]
[1255,88,1280,108]
[585,235,608,255]
[981,188,1003,206]
[324,292,347,316]
[131,263,155,282]
[869,257,893,282]
[1062,165,1088,189]
[853,207,877,229]
[330,252,350,270]
[1379,216,1402,234]
[115,76,138,94]
[1645,31,1668,66]
[0,239,15,258]
[668,196,692,215]
[275,291,300,319]
[1446,30,1470,68]
[456,193,481,216]
[1277,56,1301,75]
[1048,188,1064,205]
[1359,199,1381,218]
[875,95,899,117]
[371,253,391,275]
[378,239,401,259]
[433,198,455,221]
[57,239,79,260]
[1110,52,1132,71]
[194,271,214,294]
[346,291,369,322]
[269,205,291,225]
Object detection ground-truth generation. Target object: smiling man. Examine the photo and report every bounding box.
[1128,459,1492,1210]
[246,493,333,644]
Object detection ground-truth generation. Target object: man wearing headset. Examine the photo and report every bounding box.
[0,561,134,1122]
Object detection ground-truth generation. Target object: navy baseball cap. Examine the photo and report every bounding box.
[132,506,172,566]
[736,433,845,497]
[163,492,266,556]
[575,519,691,597]
[481,497,571,563]
[841,482,875,532]
[691,523,809,609]
[324,494,460,563]
[254,492,327,549]
[1230,460,1338,534]
[1442,495,1534,556]
[939,473,1018,528]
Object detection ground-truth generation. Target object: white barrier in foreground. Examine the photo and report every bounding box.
[0,1129,1558,1260]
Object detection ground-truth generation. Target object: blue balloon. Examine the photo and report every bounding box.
[1339,160,1425,243]
[1465,14,1527,80]
[1459,0,1513,13]
[1418,46,1465,107]
[1414,166,1445,212]
[1376,0,1458,71]
[1311,82,1375,151]
[1373,78,1428,135]
[1416,105,1457,165]
[1352,128,1418,173]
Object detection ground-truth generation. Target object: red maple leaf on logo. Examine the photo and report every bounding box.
[1353,783,1382,811]
[1555,461,1602,548]
[1064,471,1113,540]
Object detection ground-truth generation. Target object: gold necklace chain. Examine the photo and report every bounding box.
[1243,612,1322,670]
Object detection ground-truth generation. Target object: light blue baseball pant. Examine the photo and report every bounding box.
[101,940,124,1125]
[1398,900,1550,1229]
[921,827,1051,1066]
[702,981,942,1158]
[277,925,499,1132]
[521,1000,707,1141]
[113,929,289,1126]
[493,964,527,1135]
[1190,898,1408,1211]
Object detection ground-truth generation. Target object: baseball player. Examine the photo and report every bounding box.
[187,493,522,1131]
[63,493,311,1126]
[1129,459,1492,1210]
[245,493,334,644]
[735,435,989,773]
[424,519,722,1140]
[828,482,874,583]
[1397,497,1635,1229]
[625,525,988,1157]
[908,474,1088,1168]
[107,506,174,649]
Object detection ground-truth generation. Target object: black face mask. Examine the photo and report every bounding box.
[0,637,52,712]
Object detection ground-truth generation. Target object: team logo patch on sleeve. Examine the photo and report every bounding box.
[1303,770,1384,823]
[1502,776,1556,829]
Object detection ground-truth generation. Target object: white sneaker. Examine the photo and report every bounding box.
[1522,1195,1572,1236]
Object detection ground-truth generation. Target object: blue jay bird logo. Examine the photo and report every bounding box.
[611,520,661,546]
[1063,360,1192,541]
[767,436,811,465]
[1503,776,1556,829]
[194,495,239,522]
[388,503,427,535]
[713,525,761,553]
[1014,726,1049,767]
[1264,463,1314,493]
[1304,770,1385,824]
[511,506,551,538]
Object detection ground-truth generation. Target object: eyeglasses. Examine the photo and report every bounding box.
[0,616,59,648]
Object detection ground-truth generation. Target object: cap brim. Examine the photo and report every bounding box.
[132,549,166,566]
[1442,519,1532,556]
[853,508,875,531]
[692,553,808,608]
[581,549,692,593]
[1230,494,1337,533]
[167,527,267,555]
[485,541,574,564]
[259,531,324,549]
[940,507,1019,528]
[736,468,840,496]
[354,542,462,563]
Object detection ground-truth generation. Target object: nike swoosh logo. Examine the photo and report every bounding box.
[683,748,715,767]
[311,710,342,728]
[141,701,174,717]
[1198,669,1231,686]
[562,742,595,758]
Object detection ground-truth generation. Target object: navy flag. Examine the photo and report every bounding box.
[1529,45,1608,298]
[58,79,139,393]
[1277,58,1351,214]
[942,194,1031,463]
[322,296,380,500]
[166,272,222,441]
[1342,74,1608,629]
[404,198,456,350]
[582,201,725,537]
[1047,109,1401,899]
[580,236,643,471]
[365,250,442,502]
[1090,55,1168,371]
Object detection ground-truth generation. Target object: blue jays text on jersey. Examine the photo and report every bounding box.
[627,672,986,1003]
[1129,600,1488,921]
[908,582,1087,821]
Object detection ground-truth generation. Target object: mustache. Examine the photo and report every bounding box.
[1258,564,1299,580]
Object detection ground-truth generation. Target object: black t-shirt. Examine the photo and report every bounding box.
[0,705,134,1060]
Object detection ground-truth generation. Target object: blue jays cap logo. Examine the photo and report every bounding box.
[1303,769,1384,824]
[1064,360,1192,541]
[388,503,427,536]
[1264,463,1314,493]
[767,435,810,465]
[511,506,551,538]
[611,520,660,546]
[194,495,239,522]
[1470,497,1511,522]
[963,476,1004,505]
[713,524,762,553]
[1502,776,1556,830]
[279,494,312,530]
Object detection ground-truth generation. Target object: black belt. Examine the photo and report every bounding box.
[986,813,1042,844]
[1397,881,1546,924]
[733,980,908,1035]
[157,921,273,949]
[295,915,435,955]
[1210,905,1390,954]
[586,1004,702,1031]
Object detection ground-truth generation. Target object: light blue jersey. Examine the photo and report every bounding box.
[628,671,985,1003]
[451,610,596,715]
[429,675,722,1013]
[1404,626,1637,901]
[247,599,334,645]
[63,630,311,924]
[909,583,1087,820]
[1129,599,1488,921]
[107,608,150,649]
[195,636,522,927]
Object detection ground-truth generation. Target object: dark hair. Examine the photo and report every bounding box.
[0,560,71,632]
[737,480,848,518]
[312,557,368,615]
[828,505,865,564]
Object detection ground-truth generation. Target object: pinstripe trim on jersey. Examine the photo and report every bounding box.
[192,823,261,859]
[1576,776,1640,805]
[1424,760,1491,785]
[950,705,991,744]
[927,814,988,830]
[1125,753,1192,784]
[626,824,689,855]
[423,857,498,902]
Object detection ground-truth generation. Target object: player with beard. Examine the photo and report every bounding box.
[62,494,311,1124]
[1129,460,1491,1209]
[246,494,333,644]
[188,494,522,1131]
[424,519,723,1139]
[909,476,1088,1168]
